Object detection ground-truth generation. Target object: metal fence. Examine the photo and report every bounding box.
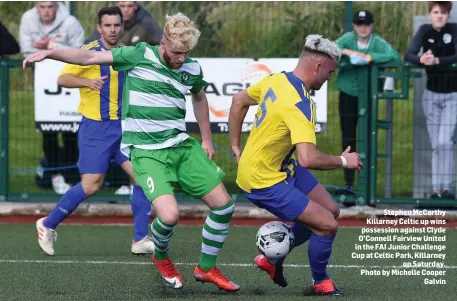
[0,1,432,58]
[0,57,346,203]
[2,57,456,207]
[365,63,457,207]
[1,1,456,206]
[3,61,457,207]
[0,1,357,203]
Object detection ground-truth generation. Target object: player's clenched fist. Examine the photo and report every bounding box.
[85,76,108,91]
[341,146,364,171]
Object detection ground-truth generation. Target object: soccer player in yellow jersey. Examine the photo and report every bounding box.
[35,7,154,256]
[229,35,363,296]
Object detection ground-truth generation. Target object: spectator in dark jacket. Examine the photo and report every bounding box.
[0,21,20,56]
[85,1,162,46]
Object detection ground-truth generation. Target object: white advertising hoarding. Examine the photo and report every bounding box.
[184,58,327,133]
[34,58,327,133]
[34,59,82,132]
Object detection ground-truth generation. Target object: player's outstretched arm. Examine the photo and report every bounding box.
[191,90,215,159]
[296,143,363,171]
[23,49,113,70]
[229,90,257,162]
[58,74,108,91]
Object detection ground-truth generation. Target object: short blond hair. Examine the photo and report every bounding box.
[302,34,342,62]
[163,13,201,50]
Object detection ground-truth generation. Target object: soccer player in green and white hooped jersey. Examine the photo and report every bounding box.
[23,12,240,292]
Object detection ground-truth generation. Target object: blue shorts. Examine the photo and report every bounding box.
[244,166,319,222]
[77,116,128,174]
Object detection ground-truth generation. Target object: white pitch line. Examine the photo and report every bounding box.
[0,259,456,269]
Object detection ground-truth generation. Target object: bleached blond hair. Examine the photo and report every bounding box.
[163,13,201,50]
[302,34,342,61]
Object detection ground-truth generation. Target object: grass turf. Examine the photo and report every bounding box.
[0,224,455,300]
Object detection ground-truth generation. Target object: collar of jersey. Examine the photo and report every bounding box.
[152,46,176,70]
[285,71,312,96]
[151,46,166,66]
[96,39,111,51]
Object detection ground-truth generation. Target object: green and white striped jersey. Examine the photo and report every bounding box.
[112,42,206,156]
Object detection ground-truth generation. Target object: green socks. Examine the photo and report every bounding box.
[151,217,177,260]
[199,200,235,271]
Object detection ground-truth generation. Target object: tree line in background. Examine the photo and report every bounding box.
[1,1,428,59]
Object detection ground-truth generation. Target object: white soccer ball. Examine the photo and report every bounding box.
[256,221,295,259]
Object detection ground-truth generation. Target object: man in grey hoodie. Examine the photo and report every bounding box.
[85,1,163,46]
[19,1,85,194]
[20,2,85,56]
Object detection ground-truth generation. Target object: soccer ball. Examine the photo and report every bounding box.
[256,221,295,259]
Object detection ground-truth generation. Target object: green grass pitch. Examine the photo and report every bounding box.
[0,224,455,300]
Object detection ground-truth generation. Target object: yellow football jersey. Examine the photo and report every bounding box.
[59,40,124,121]
[236,71,317,193]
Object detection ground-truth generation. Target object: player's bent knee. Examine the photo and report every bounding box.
[81,183,102,197]
[297,200,338,236]
[326,218,339,235]
[154,204,179,225]
[152,194,180,225]
[158,212,179,226]
[318,215,338,235]
[81,175,104,196]
[313,219,338,237]
[81,181,103,196]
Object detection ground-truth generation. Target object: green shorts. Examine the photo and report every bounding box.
[130,137,225,201]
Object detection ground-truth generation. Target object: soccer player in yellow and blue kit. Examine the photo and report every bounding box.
[229,35,363,296]
[35,7,154,256]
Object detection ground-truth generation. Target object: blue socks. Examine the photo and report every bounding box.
[293,224,334,284]
[291,222,312,247]
[43,183,151,242]
[269,223,334,285]
[270,222,313,267]
[131,184,152,242]
[44,183,88,230]
[308,233,335,283]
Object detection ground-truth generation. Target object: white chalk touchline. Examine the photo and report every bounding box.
[0,259,456,269]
